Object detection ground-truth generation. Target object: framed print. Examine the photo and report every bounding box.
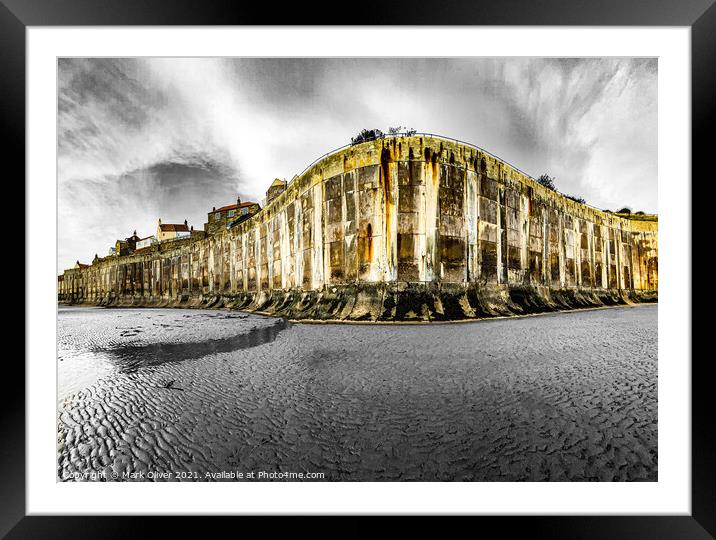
[7,0,712,536]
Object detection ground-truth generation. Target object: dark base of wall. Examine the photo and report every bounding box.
[59,283,658,323]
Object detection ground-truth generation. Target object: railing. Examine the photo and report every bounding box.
[289,131,529,185]
[283,131,608,214]
[291,142,352,180]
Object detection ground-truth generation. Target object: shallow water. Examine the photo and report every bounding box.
[57,304,657,481]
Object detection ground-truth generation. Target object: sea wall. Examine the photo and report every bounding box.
[58,135,658,321]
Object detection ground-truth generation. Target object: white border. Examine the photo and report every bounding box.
[27,27,690,515]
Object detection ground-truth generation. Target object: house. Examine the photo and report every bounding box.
[135,235,159,251]
[73,261,90,270]
[157,219,191,242]
[114,231,140,256]
[114,240,130,256]
[266,178,288,204]
[204,197,260,235]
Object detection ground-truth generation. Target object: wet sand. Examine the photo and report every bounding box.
[57,304,657,481]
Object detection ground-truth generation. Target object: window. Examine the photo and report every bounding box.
[215,212,222,221]
[227,210,235,218]
[241,208,248,215]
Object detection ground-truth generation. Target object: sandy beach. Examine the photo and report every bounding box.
[57,304,657,481]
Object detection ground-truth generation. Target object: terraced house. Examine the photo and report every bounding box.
[156,219,191,242]
[204,197,261,235]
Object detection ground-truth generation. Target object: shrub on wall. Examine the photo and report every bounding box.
[351,128,384,145]
[536,174,557,192]
[351,126,417,144]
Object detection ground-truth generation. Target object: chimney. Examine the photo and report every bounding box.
[133,230,137,236]
[184,219,188,226]
[190,225,194,232]
[158,218,161,224]
[237,195,241,206]
[212,206,216,212]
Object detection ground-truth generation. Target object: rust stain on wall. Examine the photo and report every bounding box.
[381,144,393,276]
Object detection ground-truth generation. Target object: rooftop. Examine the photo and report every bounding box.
[159,223,190,232]
[214,201,258,213]
[269,178,287,188]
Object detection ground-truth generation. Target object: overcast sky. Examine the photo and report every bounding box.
[58,57,657,270]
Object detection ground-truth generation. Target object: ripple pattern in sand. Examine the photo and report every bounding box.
[57,305,657,481]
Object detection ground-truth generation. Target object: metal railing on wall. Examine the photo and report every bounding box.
[281,131,607,214]
[290,131,529,184]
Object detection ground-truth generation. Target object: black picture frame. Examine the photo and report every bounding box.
[6,0,709,536]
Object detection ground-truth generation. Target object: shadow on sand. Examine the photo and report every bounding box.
[93,318,290,373]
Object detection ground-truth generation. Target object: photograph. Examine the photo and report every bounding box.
[55,56,660,483]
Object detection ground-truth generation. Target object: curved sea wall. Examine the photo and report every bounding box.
[58,135,658,322]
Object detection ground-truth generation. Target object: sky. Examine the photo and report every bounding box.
[58,57,657,270]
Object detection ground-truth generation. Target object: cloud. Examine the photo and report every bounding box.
[58,57,657,270]
[494,58,657,211]
[58,159,241,265]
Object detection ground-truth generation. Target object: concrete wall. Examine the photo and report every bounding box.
[58,135,658,321]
